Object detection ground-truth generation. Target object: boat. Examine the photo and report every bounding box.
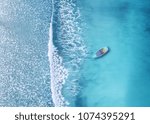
[94,46,109,58]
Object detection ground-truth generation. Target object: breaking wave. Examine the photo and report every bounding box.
[48,0,87,107]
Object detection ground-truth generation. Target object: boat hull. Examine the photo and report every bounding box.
[94,47,109,58]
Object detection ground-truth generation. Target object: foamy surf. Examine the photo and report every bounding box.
[48,25,69,107]
[48,0,87,106]
[48,0,69,107]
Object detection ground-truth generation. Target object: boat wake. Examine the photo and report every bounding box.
[48,0,87,107]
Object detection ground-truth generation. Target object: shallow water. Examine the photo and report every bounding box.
[0,0,150,107]
[0,0,52,106]
[77,0,150,106]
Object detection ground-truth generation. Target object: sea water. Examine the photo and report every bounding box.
[0,0,52,106]
[49,0,87,106]
[77,0,150,107]
[0,0,150,107]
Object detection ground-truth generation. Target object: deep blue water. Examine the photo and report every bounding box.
[0,0,150,107]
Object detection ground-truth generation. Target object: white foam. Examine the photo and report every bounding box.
[48,0,69,107]
[48,0,87,106]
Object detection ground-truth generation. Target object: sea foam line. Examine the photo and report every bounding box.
[53,0,87,99]
[48,0,69,107]
[48,0,87,106]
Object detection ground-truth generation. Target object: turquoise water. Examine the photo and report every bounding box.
[77,0,150,106]
[0,0,150,107]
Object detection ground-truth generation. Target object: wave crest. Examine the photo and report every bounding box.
[48,0,87,106]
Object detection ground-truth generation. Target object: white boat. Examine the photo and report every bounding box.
[94,46,109,58]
